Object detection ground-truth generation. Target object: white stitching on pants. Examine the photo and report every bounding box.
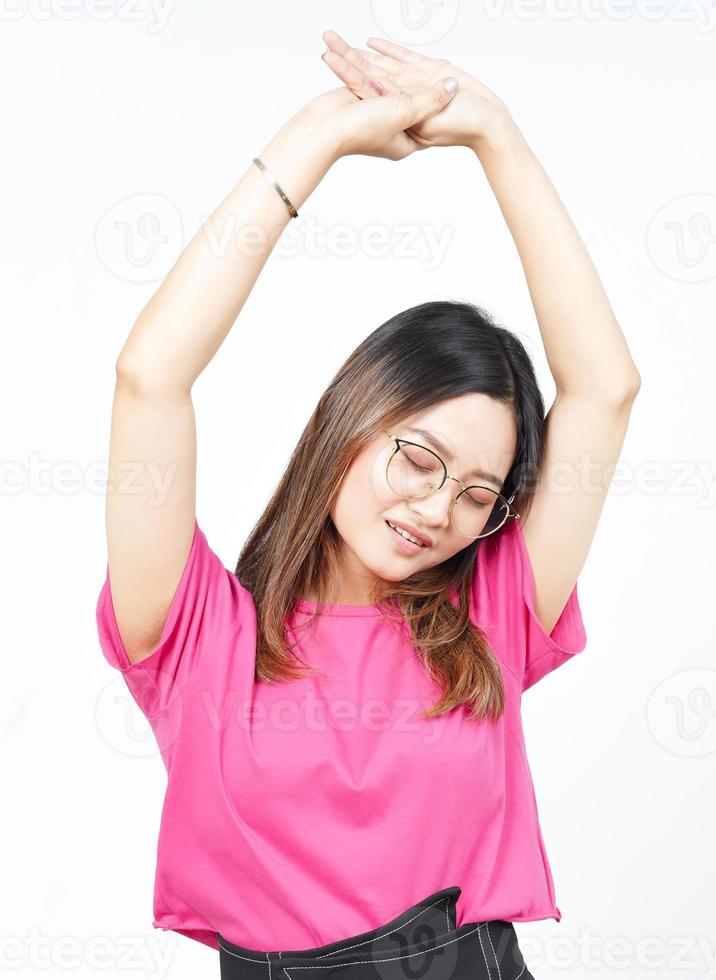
[485,922,502,980]
[218,943,274,963]
[216,898,490,971]
[477,922,491,977]
[218,894,459,963]
[312,894,463,959]
[278,922,484,979]
[267,951,272,980]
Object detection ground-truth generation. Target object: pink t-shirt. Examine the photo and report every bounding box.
[95,516,587,951]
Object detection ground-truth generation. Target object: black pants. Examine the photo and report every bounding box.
[217,885,535,980]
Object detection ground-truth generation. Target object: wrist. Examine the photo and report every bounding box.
[279,105,343,169]
[468,106,525,159]
[256,114,340,214]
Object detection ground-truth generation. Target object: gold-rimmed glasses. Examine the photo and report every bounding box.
[383,431,520,539]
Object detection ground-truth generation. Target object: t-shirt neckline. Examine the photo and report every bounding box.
[293,598,385,617]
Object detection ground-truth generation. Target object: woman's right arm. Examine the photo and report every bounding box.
[105,110,339,666]
[103,76,459,666]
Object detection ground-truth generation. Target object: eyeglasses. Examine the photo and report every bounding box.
[383,431,520,540]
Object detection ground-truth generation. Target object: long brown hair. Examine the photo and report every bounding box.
[235,300,546,724]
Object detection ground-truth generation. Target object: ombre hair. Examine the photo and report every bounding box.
[235,300,546,723]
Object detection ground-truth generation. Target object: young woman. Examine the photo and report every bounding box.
[96,31,640,980]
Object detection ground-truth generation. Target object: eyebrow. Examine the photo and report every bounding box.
[405,427,505,489]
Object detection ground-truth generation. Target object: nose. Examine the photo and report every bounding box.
[406,480,456,530]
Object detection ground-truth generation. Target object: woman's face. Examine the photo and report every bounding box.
[328,394,518,602]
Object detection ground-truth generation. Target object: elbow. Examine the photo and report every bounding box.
[114,354,152,396]
[114,343,146,389]
[114,351,192,397]
[617,369,642,405]
[557,370,641,408]
[604,375,642,411]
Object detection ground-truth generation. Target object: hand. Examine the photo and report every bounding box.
[301,74,460,162]
[321,29,512,151]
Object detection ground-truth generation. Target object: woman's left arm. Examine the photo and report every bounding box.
[472,114,641,636]
[473,116,640,400]
[319,31,641,635]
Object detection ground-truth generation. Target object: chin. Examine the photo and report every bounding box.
[355,552,400,582]
[367,545,427,581]
[341,536,404,583]
[374,565,410,584]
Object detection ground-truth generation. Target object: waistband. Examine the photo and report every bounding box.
[217,885,531,980]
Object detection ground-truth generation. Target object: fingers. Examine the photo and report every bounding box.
[321,45,402,99]
[399,76,459,127]
[366,35,423,64]
[322,32,379,82]
[323,28,401,77]
[321,49,377,100]
[369,75,403,97]
[322,28,358,66]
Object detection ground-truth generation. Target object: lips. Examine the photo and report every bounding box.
[385,519,433,548]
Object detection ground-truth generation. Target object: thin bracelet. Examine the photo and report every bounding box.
[252,157,298,219]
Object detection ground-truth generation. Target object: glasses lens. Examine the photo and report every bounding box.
[453,487,510,538]
[386,441,512,539]
[386,443,445,499]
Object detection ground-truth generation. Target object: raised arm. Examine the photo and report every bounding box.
[469,115,640,635]
[105,111,338,665]
[320,32,641,638]
[102,78,461,665]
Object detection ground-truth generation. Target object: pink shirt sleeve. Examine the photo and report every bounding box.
[470,518,588,691]
[95,519,245,718]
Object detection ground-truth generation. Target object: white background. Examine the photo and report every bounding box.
[2,0,715,977]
